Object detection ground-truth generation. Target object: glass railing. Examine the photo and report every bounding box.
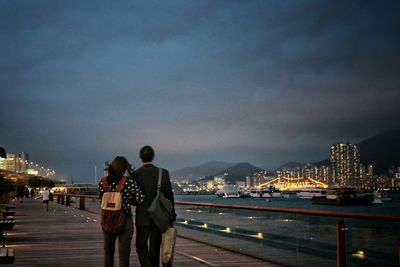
[52,194,400,267]
[174,202,400,267]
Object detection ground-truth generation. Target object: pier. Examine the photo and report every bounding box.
[1,198,278,266]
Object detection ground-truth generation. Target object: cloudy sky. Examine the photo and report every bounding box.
[1,0,399,182]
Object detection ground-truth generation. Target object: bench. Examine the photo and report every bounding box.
[0,206,15,212]
[0,247,15,264]
[0,211,14,220]
[0,220,15,231]
[1,211,14,218]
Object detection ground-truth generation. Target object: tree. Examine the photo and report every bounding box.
[27,176,56,188]
[0,174,14,204]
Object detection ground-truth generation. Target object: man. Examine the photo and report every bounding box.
[134,146,175,267]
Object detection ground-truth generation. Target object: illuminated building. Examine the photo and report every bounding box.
[276,165,331,184]
[245,176,251,188]
[213,175,225,189]
[0,154,18,172]
[331,143,360,185]
[367,164,373,178]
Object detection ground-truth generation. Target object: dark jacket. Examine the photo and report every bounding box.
[133,163,175,227]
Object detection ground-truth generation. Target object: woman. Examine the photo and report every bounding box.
[99,156,145,267]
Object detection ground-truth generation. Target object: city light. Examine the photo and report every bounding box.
[352,250,366,259]
[0,152,57,179]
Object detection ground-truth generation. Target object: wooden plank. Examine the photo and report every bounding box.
[7,248,14,257]
[0,248,7,257]
[6,199,280,266]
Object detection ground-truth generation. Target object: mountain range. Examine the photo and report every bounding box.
[171,161,263,183]
[171,160,236,181]
[215,162,263,183]
[172,128,400,181]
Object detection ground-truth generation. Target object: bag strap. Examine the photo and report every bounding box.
[102,176,127,192]
[102,176,111,192]
[157,168,162,192]
[116,176,128,192]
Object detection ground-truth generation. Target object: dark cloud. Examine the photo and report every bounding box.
[1,0,399,181]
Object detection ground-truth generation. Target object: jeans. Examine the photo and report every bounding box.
[136,223,162,267]
[103,215,133,267]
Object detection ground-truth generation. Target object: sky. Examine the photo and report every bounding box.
[1,0,399,182]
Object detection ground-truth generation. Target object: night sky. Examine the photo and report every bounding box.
[1,1,399,182]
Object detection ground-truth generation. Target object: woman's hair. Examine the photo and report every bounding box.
[106,156,133,179]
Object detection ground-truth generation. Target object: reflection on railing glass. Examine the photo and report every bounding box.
[174,204,399,267]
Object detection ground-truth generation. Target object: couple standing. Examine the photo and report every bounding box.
[99,145,175,267]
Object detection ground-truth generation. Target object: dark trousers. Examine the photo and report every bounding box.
[103,216,133,267]
[136,223,162,267]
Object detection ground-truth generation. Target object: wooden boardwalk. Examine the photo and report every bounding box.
[1,199,279,267]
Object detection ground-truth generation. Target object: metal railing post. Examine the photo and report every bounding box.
[66,196,70,206]
[337,219,347,267]
[79,197,85,210]
[61,195,65,205]
[57,195,60,204]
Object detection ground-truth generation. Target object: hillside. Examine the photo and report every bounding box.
[171,161,236,181]
[313,128,400,174]
[358,128,400,174]
[274,162,304,171]
[216,162,263,183]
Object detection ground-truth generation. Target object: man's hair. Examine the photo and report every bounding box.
[140,145,155,163]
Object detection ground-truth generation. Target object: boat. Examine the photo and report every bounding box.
[312,188,374,206]
[297,189,327,199]
[249,188,262,198]
[368,190,392,204]
[215,184,240,198]
[248,186,289,198]
[238,188,251,198]
[261,190,287,198]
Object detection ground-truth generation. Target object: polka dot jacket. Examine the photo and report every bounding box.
[99,174,145,215]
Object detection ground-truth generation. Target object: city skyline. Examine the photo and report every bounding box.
[1,1,400,182]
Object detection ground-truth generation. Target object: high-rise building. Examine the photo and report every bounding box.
[367,164,373,178]
[359,164,366,178]
[331,143,360,185]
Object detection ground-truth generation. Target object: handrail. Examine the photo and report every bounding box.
[51,194,400,221]
[175,201,400,222]
[53,193,98,199]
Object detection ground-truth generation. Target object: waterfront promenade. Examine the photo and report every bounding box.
[1,199,279,267]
